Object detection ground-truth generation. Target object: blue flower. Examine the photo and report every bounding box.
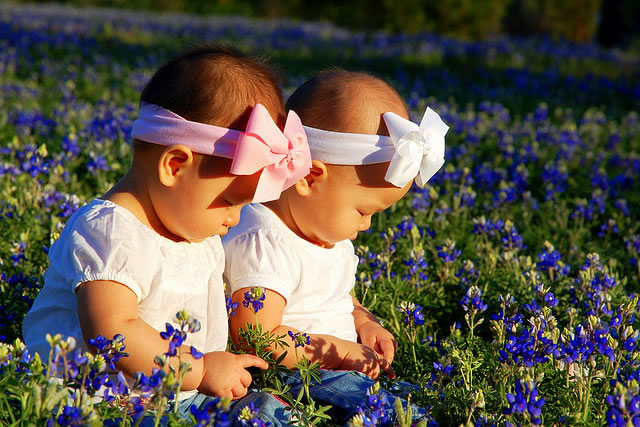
[436,239,461,264]
[398,301,425,327]
[460,286,487,313]
[288,330,311,348]
[243,287,266,313]
[503,379,545,425]
[57,405,85,426]
[226,296,238,318]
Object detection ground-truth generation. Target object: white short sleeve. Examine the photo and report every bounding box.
[224,229,301,302]
[60,204,158,301]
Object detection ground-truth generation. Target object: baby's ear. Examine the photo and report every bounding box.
[158,145,194,187]
[295,160,327,196]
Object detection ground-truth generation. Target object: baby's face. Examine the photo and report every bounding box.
[153,155,258,243]
[290,163,411,247]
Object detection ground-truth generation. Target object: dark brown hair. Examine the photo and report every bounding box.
[139,44,285,132]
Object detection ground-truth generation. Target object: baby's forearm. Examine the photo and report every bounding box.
[352,295,380,333]
[264,324,354,370]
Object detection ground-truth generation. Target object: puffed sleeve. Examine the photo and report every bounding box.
[63,209,157,301]
[223,229,301,303]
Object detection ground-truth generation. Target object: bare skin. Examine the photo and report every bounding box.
[231,74,412,380]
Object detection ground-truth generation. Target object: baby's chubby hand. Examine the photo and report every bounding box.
[358,321,398,364]
[339,341,395,380]
[197,351,268,399]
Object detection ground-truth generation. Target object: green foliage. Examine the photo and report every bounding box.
[13,0,619,41]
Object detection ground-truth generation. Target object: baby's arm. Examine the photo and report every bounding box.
[352,295,398,365]
[77,280,267,398]
[230,287,393,379]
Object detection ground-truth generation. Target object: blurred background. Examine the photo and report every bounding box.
[14,0,640,46]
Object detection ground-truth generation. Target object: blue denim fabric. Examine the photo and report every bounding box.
[104,390,290,427]
[179,391,290,426]
[282,369,426,424]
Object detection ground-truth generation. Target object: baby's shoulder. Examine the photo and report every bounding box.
[67,199,147,240]
[55,199,162,263]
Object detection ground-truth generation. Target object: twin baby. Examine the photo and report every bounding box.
[23,45,447,425]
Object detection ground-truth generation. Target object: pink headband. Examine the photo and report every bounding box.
[131,103,312,203]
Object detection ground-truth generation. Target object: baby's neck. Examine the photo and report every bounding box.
[262,199,333,248]
[103,170,181,242]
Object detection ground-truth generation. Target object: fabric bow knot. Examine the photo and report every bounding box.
[382,107,448,188]
[231,104,312,203]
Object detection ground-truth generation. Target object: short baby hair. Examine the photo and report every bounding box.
[139,44,285,132]
[285,69,408,135]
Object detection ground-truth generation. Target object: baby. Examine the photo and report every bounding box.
[224,70,447,421]
[22,45,310,423]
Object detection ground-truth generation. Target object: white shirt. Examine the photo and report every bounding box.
[223,203,358,342]
[23,198,229,368]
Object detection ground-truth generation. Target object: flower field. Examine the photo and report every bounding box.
[1,3,639,425]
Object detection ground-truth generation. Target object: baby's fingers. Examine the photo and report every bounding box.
[360,334,376,350]
[378,337,397,364]
[238,354,269,370]
[378,356,396,379]
[231,383,249,400]
[240,367,253,388]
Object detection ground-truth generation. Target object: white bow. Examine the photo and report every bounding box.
[382,107,448,188]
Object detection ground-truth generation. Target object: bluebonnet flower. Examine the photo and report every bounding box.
[402,249,429,283]
[127,396,147,423]
[433,361,455,376]
[348,383,391,427]
[492,181,518,206]
[57,194,82,218]
[614,199,629,216]
[598,219,620,238]
[61,134,81,158]
[472,216,492,235]
[159,311,201,357]
[543,292,559,308]
[606,386,640,427]
[361,250,393,281]
[237,401,268,426]
[226,296,238,318]
[436,239,461,264]
[501,221,526,253]
[536,241,570,278]
[499,292,559,367]
[57,405,86,426]
[591,167,609,192]
[190,398,232,426]
[288,330,311,348]
[398,301,425,327]
[132,367,169,398]
[571,253,617,317]
[503,379,545,425]
[87,334,128,370]
[87,152,110,174]
[10,241,26,266]
[455,260,479,286]
[243,287,266,313]
[460,286,488,313]
[160,322,186,357]
[104,371,130,402]
[626,235,640,270]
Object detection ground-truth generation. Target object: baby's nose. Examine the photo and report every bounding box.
[223,210,241,228]
[359,215,372,231]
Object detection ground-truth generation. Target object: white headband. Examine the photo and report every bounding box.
[303,107,449,188]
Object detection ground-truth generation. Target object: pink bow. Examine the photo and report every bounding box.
[131,103,311,203]
[231,104,312,203]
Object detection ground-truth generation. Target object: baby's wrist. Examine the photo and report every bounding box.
[356,318,381,334]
